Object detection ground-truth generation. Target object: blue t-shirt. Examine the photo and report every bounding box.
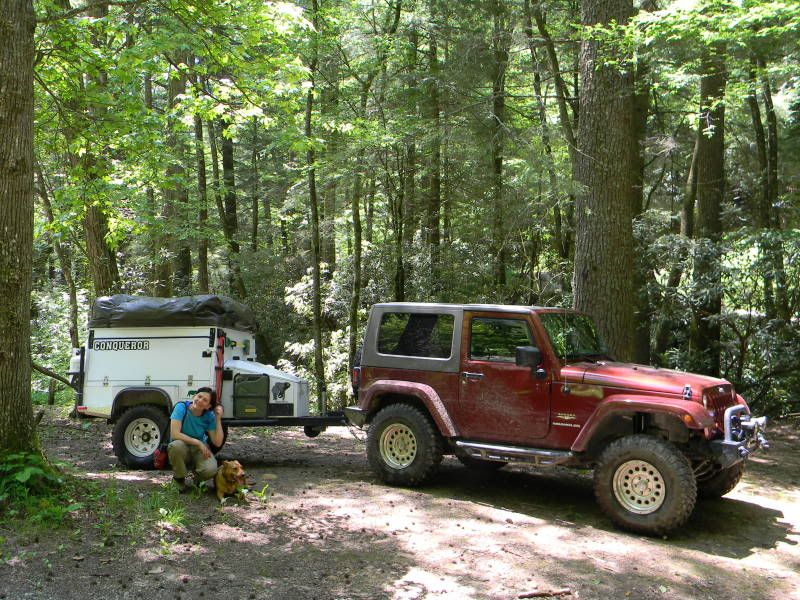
[171,401,216,443]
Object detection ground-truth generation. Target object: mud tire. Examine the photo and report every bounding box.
[594,434,697,536]
[112,405,169,469]
[367,403,443,486]
[697,462,744,499]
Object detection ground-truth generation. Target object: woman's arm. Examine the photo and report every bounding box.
[208,405,224,447]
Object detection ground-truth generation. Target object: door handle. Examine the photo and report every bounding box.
[461,372,484,380]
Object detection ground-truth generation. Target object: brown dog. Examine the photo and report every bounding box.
[214,460,247,503]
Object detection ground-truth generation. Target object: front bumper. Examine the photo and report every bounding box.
[709,405,769,469]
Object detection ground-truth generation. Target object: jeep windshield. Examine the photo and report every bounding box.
[538,312,612,362]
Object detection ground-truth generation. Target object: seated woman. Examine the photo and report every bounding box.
[168,387,224,492]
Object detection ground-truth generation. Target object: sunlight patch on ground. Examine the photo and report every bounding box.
[390,566,478,600]
[82,470,165,484]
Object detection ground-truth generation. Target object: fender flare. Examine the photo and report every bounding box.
[361,379,459,437]
[571,394,714,453]
[111,387,173,421]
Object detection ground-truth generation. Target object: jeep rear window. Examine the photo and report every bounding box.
[377,313,454,358]
[470,318,532,362]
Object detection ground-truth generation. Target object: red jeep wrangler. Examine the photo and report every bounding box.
[345,303,769,535]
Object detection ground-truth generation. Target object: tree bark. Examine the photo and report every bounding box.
[306,0,326,411]
[653,129,700,357]
[690,45,726,377]
[213,118,247,298]
[194,115,210,293]
[166,55,192,295]
[0,0,36,452]
[425,9,441,286]
[250,118,259,252]
[523,7,569,260]
[490,0,511,289]
[572,0,636,361]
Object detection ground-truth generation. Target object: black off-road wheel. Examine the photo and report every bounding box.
[593,435,697,536]
[367,403,444,486]
[697,462,744,499]
[112,405,169,469]
[457,455,507,471]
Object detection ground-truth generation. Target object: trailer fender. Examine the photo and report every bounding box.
[361,380,459,437]
[111,387,173,421]
[571,394,715,453]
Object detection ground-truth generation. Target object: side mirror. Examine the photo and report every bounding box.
[515,346,541,368]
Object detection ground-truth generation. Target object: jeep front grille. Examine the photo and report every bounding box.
[703,384,736,433]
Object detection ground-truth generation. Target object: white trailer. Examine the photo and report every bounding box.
[68,295,343,468]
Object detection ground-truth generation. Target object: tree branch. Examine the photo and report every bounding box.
[32,361,73,388]
[38,0,144,23]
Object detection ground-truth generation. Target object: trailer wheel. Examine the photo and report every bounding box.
[112,405,168,469]
[208,424,229,455]
[367,403,443,487]
[594,434,696,536]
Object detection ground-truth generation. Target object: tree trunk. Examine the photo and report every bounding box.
[653,129,700,357]
[214,118,247,298]
[572,0,636,361]
[757,58,789,321]
[490,1,511,289]
[250,118,259,252]
[322,181,336,273]
[690,45,726,377]
[143,73,169,296]
[349,158,364,371]
[747,60,775,319]
[0,0,36,453]
[166,55,192,295]
[630,62,652,364]
[306,0,326,412]
[425,14,441,286]
[194,115,210,293]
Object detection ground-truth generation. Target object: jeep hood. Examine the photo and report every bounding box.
[561,361,729,400]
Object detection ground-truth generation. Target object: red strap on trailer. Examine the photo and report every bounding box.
[215,330,225,400]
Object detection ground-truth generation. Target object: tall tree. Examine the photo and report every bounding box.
[0,0,36,452]
[690,43,727,377]
[305,0,326,411]
[572,0,636,360]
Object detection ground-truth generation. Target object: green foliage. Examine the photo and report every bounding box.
[0,453,81,525]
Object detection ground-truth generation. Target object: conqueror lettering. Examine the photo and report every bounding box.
[93,340,150,351]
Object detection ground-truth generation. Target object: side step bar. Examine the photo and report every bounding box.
[455,440,573,467]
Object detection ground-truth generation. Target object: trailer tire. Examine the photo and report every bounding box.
[113,405,169,469]
[367,403,443,487]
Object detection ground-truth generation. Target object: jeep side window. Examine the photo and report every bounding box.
[469,318,532,362]
[377,312,454,359]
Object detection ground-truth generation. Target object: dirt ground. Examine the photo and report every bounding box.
[1,406,799,600]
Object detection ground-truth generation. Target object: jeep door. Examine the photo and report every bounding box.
[456,312,550,443]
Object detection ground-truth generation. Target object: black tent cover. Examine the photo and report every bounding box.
[89,294,257,332]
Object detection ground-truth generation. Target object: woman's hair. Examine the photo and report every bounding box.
[196,386,218,410]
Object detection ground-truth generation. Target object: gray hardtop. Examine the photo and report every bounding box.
[363,303,567,373]
[370,302,555,314]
